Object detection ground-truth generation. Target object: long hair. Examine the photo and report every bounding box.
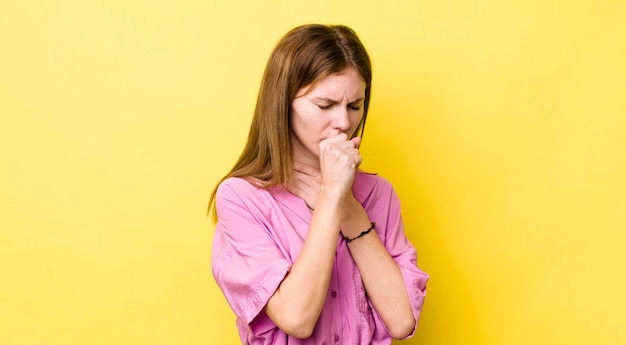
[208,24,372,220]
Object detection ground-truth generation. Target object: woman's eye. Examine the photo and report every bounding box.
[317,103,361,110]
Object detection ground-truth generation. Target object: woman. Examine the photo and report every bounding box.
[209,24,428,344]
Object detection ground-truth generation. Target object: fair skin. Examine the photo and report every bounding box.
[263,67,415,339]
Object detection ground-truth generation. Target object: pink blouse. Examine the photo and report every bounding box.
[212,171,429,344]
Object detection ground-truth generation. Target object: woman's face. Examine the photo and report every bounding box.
[290,67,366,168]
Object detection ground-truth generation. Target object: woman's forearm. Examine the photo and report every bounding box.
[341,196,416,339]
[263,188,344,338]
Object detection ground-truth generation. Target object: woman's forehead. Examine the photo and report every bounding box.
[295,68,366,99]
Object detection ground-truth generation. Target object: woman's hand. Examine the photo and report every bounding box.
[287,134,361,209]
[319,133,362,195]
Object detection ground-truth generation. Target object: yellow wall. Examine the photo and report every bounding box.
[1,1,625,344]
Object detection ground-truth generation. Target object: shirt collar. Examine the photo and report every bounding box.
[268,185,313,224]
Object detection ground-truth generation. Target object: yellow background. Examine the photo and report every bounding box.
[1,0,625,344]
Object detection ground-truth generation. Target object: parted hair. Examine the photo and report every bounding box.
[208,24,372,220]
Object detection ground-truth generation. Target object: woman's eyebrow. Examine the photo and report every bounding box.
[313,97,338,103]
[313,97,365,103]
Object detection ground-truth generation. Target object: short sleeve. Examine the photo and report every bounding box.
[211,180,292,329]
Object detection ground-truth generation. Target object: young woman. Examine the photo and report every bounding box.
[209,24,429,344]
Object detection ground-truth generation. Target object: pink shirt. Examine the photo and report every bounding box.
[212,171,429,344]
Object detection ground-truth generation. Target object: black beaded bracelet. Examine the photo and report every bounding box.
[342,222,376,243]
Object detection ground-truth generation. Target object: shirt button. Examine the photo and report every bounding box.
[330,290,337,298]
[334,334,340,342]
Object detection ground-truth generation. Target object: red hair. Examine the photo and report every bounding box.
[208,24,372,220]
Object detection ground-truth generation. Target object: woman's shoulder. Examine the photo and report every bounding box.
[354,169,393,189]
[216,177,271,202]
[353,169,395,203]
[218,176,261,190]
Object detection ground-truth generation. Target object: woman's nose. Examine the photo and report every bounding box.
[332,107,351,131]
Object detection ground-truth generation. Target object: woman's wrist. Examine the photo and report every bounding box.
[318,185,348,205]
[342,222,376,243]
[340,194,371,238]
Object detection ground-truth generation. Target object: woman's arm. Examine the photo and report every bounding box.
[263,134,361,338]
[287,158,418,339]
[263,187,343,338]
[340,195,416,339]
